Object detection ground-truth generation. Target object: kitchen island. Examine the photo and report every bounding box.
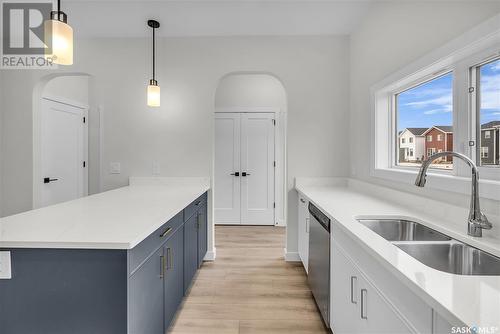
[0,177,210,334]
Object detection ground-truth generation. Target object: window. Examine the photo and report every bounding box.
[481,147,489,159]
[427,148,436,157]
[473,58,499,167]
[401,138,406,144]
[371,20,500,199]
[409,137,413,143]
[437,134,443,141]
[409,148,414,157]
[396,73,453,169]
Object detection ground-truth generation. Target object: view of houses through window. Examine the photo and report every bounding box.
[396,73,454,170]
[477,58,500,167]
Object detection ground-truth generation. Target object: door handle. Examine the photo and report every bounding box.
[242,172,251,177]
[230,172,240,176]
[360,288,368,319]
[43,177,59,183]
[350,276,357,304]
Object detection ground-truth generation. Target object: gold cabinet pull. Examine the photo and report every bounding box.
[167,247,173,270]
[160,227,172,238]
[160,255,165,279]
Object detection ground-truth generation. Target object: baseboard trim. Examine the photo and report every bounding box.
[275,219,286,227]
[284,248,301,262]
[204,248,216,261]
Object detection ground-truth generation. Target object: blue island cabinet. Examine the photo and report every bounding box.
[0,191,208,334]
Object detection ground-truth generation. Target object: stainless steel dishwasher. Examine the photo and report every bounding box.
[308,202,331,328]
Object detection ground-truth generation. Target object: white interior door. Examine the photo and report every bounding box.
[214,113,241,224]
[240,113,275,225]
[40,98,86,207]
[214,112,275,226]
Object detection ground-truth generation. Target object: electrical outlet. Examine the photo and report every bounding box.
[110,162,121,174]
[0,251,12,279]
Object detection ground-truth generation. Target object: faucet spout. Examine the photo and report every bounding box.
[414,151,492,237]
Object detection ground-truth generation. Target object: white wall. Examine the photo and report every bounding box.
[0,36,350,256]
[349,1,500,214]
[215,74,286,110]
[42,76,89,106]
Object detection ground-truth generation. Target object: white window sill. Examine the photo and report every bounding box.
[371,167,500,201]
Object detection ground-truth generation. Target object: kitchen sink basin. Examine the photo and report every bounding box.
[357,219,451,242]
[396,243,500,276]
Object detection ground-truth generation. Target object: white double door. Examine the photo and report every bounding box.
[215,112,275,225]
[40,98,87,208]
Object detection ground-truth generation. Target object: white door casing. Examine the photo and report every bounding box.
[214,112,275,225]
[214,113,241,224]
[39,98,87,207]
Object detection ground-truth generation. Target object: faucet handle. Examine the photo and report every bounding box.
[477,213,493,230]
[470,213,492,230]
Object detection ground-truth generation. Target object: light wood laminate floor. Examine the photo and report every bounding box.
[169,226,329,334]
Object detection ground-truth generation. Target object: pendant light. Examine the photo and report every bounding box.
[44,0,73,65]
[147,20,160,107]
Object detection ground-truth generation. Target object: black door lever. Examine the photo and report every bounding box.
[43,177,59,184]
[230,172,240,177]
[242,172,251,177]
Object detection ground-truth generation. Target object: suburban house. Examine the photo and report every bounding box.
[398,128,427,162]
[481,121,500,165]
[423,126,453,161]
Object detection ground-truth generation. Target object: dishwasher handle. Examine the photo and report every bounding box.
[308,202,330,232]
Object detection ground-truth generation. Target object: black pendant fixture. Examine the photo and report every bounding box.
[147,19,160,107]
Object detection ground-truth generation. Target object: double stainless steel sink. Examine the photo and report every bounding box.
[357,218,500,276]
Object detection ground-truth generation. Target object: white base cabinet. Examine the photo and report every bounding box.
[332,242,413,334]
[297,194,309,273]
[331,223,465,334]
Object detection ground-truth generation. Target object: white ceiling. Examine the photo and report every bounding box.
[63,1,375,37]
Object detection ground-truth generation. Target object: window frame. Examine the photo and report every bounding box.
[469,54,500,175]
[370,16,500,201]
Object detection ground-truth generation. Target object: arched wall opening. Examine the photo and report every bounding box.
[212,72,288,255]
[32,73,100,208]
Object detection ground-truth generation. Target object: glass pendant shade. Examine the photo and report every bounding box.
[45,18,73,65]
[147,81,161,107]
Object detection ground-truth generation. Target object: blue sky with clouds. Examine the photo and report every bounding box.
[480,59,500,124]
[397,59,500,131]
[397,73,453,132]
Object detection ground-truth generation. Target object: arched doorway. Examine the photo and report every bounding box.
[212,72,288,259]
[32,73,99,208]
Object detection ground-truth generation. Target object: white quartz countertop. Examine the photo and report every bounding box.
[295,178,500,329]
[0,178,210,249]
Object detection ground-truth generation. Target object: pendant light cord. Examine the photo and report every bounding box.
[152,27,155,81]
[57,0,61,12]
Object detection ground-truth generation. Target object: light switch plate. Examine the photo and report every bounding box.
[110,162,121,174]
[152,161,161,175]
[0,251,12,279]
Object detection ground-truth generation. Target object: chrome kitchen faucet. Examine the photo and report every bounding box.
[414,151,492,237]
